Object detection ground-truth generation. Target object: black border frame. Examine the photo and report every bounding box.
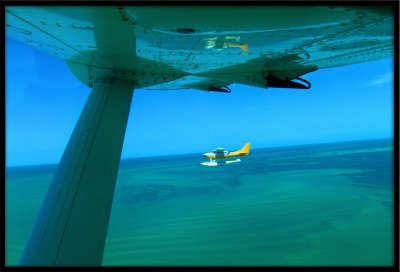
[2,1,399,271]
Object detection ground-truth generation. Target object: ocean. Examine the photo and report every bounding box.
[5,138,394,266]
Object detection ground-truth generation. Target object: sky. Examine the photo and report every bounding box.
[5,38,394,167]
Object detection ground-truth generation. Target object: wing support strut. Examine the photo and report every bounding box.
[19,78,134,266]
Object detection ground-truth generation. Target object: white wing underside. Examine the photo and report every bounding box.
[6,6,394,90]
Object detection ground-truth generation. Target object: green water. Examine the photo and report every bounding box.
[6,139,394,266]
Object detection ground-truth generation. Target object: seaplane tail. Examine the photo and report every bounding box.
[228,142,250,157]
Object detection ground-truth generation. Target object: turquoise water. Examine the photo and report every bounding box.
[6,139,394,266]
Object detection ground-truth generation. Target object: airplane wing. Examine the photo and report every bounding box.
[6,6,394,90]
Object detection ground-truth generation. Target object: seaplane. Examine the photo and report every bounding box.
[201,142,250,166]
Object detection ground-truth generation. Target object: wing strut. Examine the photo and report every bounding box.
[19,78,134,266]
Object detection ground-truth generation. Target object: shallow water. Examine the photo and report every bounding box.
[6,139,394,266]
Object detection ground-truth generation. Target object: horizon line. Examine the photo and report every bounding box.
[5,137,394,169]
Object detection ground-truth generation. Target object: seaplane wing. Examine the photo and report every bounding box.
[6,6,394,91]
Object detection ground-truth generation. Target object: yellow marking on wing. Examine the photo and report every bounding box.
[224,42,249,52]
[224,36,239,40]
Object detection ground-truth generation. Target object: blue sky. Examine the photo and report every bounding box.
[6,38,394,167]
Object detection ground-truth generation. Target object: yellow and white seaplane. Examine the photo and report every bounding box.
[200,142,250,166]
